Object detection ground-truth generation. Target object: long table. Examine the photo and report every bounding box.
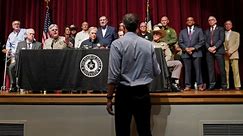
[17,49,170,92]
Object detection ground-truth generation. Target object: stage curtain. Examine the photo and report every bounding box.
[1,0,242,42]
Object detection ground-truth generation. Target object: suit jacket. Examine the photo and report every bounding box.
[224,31,240,59]
[96,26,117,48]
[204,26,225,55]
[179,26,205,58]
[15,40,42,65]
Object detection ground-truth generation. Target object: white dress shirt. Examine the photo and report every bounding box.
[74,30,89,48]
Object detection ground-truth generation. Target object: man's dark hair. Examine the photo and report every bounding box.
[123,13,139,32]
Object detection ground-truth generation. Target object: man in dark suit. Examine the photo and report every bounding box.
[9,28,42,92]
[204,16,227,90]
[15,28,42,58]
[96,16,117,48]
[179,17,205,91]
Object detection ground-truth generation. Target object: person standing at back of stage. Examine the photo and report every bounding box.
[224,20,241,90]
[4,20,26,92]
[44,24,73,49]
[69,24,77,45]
[63,26,75,46]
[96,16,117,48]
[75,21,89,48]
[204,16,227,90]
[159,16,182,59]
[179,17,205,91]
[137,22,153,41]
[106,13,161,136]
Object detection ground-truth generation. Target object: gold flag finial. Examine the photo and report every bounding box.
[45,0,50,8]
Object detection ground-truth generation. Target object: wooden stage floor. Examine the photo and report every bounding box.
[1,89,243,105]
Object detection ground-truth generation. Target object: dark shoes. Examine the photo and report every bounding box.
[9,87,17,92]
[183,87,204,91]
[171,83,181,92]
[208,86,215,90]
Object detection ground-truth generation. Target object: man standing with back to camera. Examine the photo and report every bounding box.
[106,13,161,136]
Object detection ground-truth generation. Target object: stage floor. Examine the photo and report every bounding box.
[1,89,243,105]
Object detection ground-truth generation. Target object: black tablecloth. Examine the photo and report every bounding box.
[17,49,170,92]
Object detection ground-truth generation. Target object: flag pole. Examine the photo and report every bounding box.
[42,0,52,48]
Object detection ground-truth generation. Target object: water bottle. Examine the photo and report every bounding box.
[194,82,198,90]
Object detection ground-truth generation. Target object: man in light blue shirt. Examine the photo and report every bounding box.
[106,13,161,136]
[6,20,26,59]
[5,20,26,92]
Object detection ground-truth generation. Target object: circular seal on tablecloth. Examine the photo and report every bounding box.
[80,54,103,77]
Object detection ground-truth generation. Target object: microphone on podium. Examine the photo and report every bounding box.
[51,39,54,49]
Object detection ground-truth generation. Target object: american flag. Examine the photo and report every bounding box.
[42,7,51,47]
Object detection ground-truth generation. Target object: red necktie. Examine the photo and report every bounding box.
[210,27,214,46]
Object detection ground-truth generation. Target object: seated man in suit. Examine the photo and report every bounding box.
[179,17,205,91]
[80,27,102,49]
[10,28,42,92]
[96,16,117,48]
[44,24,73,49]
[152,26,182,92]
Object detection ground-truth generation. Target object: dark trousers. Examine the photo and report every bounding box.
[115,84,152,136]
[8,62,16,88]
[206,52,227,88]
[182,57,203,87]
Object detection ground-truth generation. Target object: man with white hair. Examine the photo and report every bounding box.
[4,20,26,92]
[80,27,102,49]
[205,16,227,90]
[9,28,41,92]
[44,24,73,49]
[5,20,26,57]
[159,16,181,59]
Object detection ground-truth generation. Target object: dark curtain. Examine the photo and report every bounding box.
[1,0,243,86]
